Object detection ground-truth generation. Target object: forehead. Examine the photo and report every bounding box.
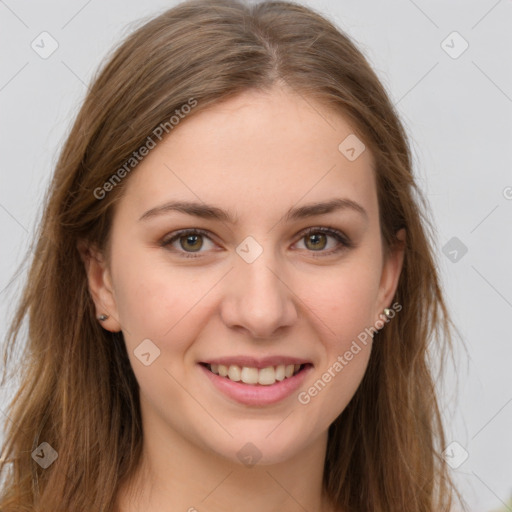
[117,86,378,223]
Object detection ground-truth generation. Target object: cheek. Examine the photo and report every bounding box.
[293,253,380,418]
[111,246,219,356]
[112,253,173,334]
[314,273,377,361]
[304,252,382,339]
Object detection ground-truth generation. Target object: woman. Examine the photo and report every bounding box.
[0,0,461,510]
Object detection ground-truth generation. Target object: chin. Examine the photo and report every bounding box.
[204,423,321,468]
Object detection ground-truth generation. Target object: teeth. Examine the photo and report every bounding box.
[241,366,259,384]
[258,367,276,385]
[208,363,303,385]
[227,365,241,382]
[275,365,285,381]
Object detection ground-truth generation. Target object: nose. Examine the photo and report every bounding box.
[219,248,298,339]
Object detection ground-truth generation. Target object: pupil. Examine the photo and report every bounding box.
[307,233,326,250]
[182,234,202,251]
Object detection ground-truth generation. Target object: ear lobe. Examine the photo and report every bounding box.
[77,240,121,332]
[374,228,406,319]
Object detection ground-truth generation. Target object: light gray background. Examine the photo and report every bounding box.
[1,1,511,510]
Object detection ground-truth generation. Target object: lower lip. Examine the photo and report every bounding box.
[199,364,313,406]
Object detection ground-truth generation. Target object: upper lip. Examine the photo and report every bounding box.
[201,356,312,369]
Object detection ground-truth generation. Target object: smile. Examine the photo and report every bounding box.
[204,363,305,386]
[199,359,313,406]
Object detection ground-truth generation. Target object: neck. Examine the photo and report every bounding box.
[114,409,337,512]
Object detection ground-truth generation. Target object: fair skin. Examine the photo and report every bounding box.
[82,85,404,512]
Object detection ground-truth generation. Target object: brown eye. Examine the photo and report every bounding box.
[304,232,327,251]
[295,227,352,257]
[179,233,203,252]
[161,229,216,258]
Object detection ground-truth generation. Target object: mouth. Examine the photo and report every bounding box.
[200,362,310,386]
[198,359,313,406]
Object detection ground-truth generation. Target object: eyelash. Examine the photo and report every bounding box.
[159,227,352,259]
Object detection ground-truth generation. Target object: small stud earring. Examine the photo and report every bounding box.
[383,308,392,317]
[97,314,109,322]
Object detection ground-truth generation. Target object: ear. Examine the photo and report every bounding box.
[77,240,122,332]
[373,228,406,322]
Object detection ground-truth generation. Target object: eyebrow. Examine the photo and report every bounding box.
[138,197,368,223]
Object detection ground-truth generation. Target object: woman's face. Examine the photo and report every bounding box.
[87,86,404,466]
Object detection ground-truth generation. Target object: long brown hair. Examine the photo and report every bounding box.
[0,0,461,510]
